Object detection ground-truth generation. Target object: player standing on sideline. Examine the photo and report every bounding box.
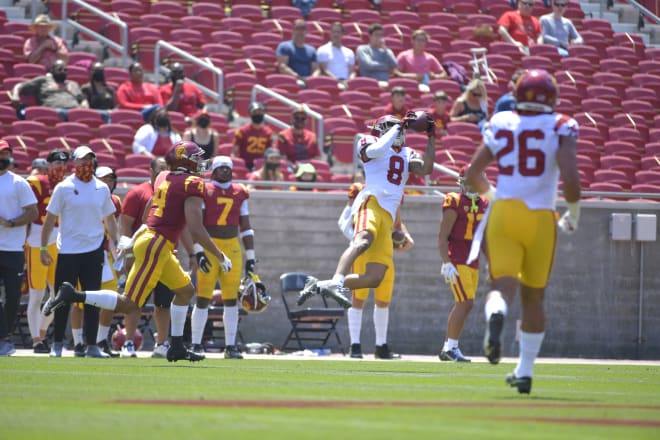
[437,169,488,363]
[44,141,231,362]
[298,112,435,309]
[464,69,581,394]
[24,149,68,354]
[190,156,255,359]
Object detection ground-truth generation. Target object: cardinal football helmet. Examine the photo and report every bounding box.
[238,272,271,313]
[370,115,405,147]
[165,140,207,174]
[515,69,558,114]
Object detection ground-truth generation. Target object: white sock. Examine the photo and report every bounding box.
[190,306,208,345]
[347,307,363,344]
[72,328,83,346]
[84,290,118,310]
[97,325,111,344]
[484,290,508,320]
[223,305,239,346]
[27,288,45,339]
[40,310,53,333]
[444,338,459,351]
[170,304,188,337]
[331,274,345,287]
[373,306,389,346]
[514,331,545,378]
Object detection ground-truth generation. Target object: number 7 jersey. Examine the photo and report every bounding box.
[483,111,579,210]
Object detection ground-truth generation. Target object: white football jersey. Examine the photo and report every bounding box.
[483,111,579,210]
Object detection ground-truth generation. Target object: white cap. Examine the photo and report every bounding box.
[95,166,115,178]
[72,145,95,160]
[211,155,233,171]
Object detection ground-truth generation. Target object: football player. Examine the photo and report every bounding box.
[190,155,256,359]
[437,169,488,363]
[465,69,581,394]
[44,141,231,362]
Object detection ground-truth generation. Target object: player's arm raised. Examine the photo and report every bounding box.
[465,144,496,201]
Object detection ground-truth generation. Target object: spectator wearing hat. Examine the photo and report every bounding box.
[498,0,542,56]
[395,30,447,85]
[317,22,356,89]
[540,1,583,57]
[30,158,49,176]
[159,62,206,118]
[383,86,410,121]
[290,162,319,192]
[232,102,274,171]
[116,62,163,121]
[40,145,118,358]
[429,91,451,137]
[132,107,182,158]
[275,107,320,168]
[0,140,39,356]
[356,23,399,86]
[247,148,286,190]
[23,14,69,70]
[183,110,220,160]
[275,19,320,82]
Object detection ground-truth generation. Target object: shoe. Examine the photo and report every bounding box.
[85,345,110,358]
[318,283,352,309]
[151,341,170,359]
[349,343,363,359]
[0,340,16,356]
[224,345,243,359]
[439,347,471,362]
[484,312,504,365]
[374,344,401,359]
[49,342,63,358]
[297,276,319,306]
[73,343,86,358]
[43,282,80,316]
[506,373,532,394]
[121,340,138,358]
[33,340,50,354]
[97,340,120,358]
[191,343,205,355]
[166,343,205,362]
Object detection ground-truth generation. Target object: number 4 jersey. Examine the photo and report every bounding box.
[483,111,579,211]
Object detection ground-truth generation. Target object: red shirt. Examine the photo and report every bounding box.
[497,10,541,47]
[122,181,152,235]
[383,103,409,121]
[26,174,55,226]
[442,192,488,268]
[233,123,274,168]
[202,182,249,227]
[430,108,450,136]
[159,82,205,117]
[275,128,319,163]
[116,81,163,110]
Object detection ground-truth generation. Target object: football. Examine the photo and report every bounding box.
[406,110,432,133]
[392,230,408,248]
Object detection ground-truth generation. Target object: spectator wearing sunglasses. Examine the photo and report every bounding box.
[274,106,320,169]
[497,0,542,56]
[540,1,583,57]
[450,79,488,130]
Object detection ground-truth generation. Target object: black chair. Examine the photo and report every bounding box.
[280,272,346,354]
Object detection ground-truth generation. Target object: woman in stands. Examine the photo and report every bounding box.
[450,78,489,131]
[132,108,181,158]
[182,110,220,160]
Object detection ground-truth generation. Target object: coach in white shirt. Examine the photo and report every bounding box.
[41,145,118,358]
[317,22,356,88]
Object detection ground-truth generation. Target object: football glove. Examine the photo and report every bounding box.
[220,252,232,273]
[195,251,211,273]
[441,262,459,284]
[557,202,580,234]
[245,258,256,277]
[401,111,417,129]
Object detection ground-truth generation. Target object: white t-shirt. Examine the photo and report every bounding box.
[316,42,355,80]
[46,175,116,254]
[483,111,579,210]
[0,171,37,252]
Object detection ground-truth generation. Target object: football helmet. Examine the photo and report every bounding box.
[370,115,405,147]
[165,140,207,174]
[111,327,143,351]
[515,69,558,114]
[238,272,271,313]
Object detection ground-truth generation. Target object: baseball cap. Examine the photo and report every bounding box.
[32,158,48,169]
[0,140,11,153]
[95,166,115,178]
[72,145,96,160]
[295,162,316,178]
[292,105,307,116]
[293,19,306,29]
[433,91,448,101]
[211,155,233,171]
[391,86,406,95]
[46,149,69,163]
[248,101,265,114]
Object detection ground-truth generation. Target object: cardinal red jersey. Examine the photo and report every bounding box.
[146,171,205,243]
[443,192,488,268]
[121,181,153,235]
[26,174,55,226]
[233,124,274,168]
[202,182,249,227]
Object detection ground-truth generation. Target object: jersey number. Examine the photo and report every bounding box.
[246,136,268,154]
[152,181,170,218]
[494,129,546,177]
[464,212,484,240]
[387,156,405,185]
[213,197,234,225]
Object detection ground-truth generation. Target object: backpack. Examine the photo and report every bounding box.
[441,61,469,91]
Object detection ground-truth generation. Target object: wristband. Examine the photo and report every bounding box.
[193,243,204,254]
[246,249,256,260]
[567,201,580,220]
[240,229,254,238]
[40,246,47,251]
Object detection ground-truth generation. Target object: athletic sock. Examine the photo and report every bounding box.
[373,306,389,346]
[223,305,239,346]
[347,307,363,344]
[190,305,208,345]
[514,331,545,378]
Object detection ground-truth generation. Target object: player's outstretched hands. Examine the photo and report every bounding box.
[441,262,459,284]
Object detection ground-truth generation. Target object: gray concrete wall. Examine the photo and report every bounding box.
[231,191,660,360]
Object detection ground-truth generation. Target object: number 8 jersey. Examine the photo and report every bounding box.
[483,111,579,210]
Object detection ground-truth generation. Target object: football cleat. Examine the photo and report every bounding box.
[374,344,401,359]
[484,312,504,365]
[439,347,471,362]
[224,345,243,359]
[167,344,205,362]
[506,373,532,394]
[318,283,352,309]
[85,345,110,358]
[121,340,138,358]
[97,340,120,358]
[297,276,319,306]
[43,282,81,316]
[151,341,170,359]
[73,343,86,358]
[49,342,63,358]
[349,343,363,359]
[191,344,205,355]
[32,340,50,354]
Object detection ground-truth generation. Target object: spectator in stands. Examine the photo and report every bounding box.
[30,158,48,176]
[540,1,583,57]
[231,102,274,171]
[429,90,450,137]
[12,59,88,121]
[383,86,410,121]
[292,0,317,18]
[317,22,356,89]
[290,162,318,191]
[494,69,524,114]
[23,14,68,70]
[159,62,206,118]
[247,148,286,190]
[132,108,182,158]
[182,110,219,160]
[498,0,542,55]
[81,62,116,123]
[276,19,320,83]
[356,23,399,87]
[395,29,447,87]
[116,62,163,122]
[450,78,488,130]
[275,106,320,168]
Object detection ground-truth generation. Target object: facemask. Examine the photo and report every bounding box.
[251,114,265,124]
[197,117,210,128]
[0,158,11,170]
[74,162,95,182]
[91,71,105,82]
[265,162,279,171]
[48,166,66,185]
[52,72,67,83]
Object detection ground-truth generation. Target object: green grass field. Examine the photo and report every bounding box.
[1,356,659,439]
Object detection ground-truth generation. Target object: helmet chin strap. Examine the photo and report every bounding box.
[212,179,232,189]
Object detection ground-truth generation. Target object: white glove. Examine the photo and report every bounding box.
[558,202,580,234]
[220,252,232,272]
[441,262,459,284]
[117,235,132,252]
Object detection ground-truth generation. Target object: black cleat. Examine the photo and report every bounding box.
[167,344,205,362]
[33,340,50,354]
[224,345,243,359]
[191,344,205,355]
[319,284,352,309]
[349,343,363,359]
[73,343,86,358]
[98,340,120,358]
[43,282,81,316]
[484,312,504,365]
[297,276,319,306]
[439,347,471,362]
[506,373,532,394]
[374,344,401,359]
